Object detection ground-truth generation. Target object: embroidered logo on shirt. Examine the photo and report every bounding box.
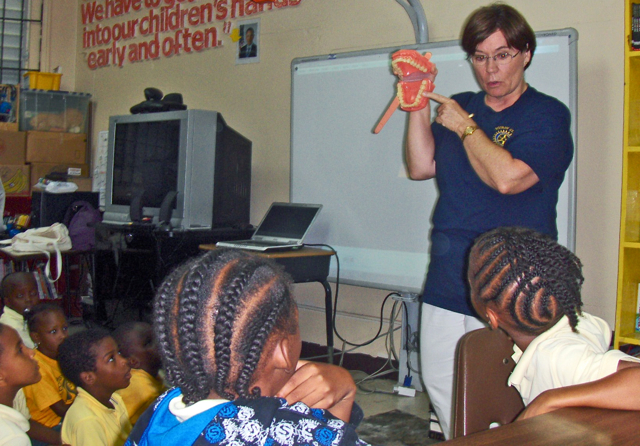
[492,126,514,147]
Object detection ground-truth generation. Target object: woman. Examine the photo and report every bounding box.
[406,4,574,439]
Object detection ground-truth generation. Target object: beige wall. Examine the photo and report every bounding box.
[39,0,78,90]
[46,0,624,357]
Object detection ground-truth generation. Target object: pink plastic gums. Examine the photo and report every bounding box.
[391,50,436,111]
[374,50,436,134]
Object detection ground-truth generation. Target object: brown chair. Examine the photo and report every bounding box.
[452,327,525,438]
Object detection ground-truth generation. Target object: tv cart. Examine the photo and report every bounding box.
[93,222,253,324]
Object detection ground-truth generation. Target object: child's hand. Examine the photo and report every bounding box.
[276,360,356,422]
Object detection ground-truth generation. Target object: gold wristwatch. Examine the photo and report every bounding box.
[461,125,478,142]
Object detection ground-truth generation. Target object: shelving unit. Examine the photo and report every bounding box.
[614,0,640,348]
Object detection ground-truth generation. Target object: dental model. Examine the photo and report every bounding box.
[374,50,436,134]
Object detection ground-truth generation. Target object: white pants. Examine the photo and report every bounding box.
[420,303,486,440]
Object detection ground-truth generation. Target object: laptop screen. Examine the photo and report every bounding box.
[254,204,321,239]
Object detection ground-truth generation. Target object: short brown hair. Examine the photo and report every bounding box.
[461,3,536,69]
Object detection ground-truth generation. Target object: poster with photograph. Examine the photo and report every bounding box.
[236,19,260,64]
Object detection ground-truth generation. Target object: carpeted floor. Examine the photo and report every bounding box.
[357,410,443,446]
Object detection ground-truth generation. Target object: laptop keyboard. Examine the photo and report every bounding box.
[238,240,292,247]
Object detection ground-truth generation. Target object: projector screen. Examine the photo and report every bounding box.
[290,29,578,293]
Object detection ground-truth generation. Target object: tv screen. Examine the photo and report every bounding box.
[112,120,180,208]
[103,110,252,230]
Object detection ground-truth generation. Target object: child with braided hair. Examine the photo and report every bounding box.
[468,226,640,418]
[127,249,367,446]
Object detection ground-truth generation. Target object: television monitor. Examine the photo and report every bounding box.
[103,109,251,230]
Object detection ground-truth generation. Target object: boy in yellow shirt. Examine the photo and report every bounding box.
[113,321,166,424]
[58,328,132,446]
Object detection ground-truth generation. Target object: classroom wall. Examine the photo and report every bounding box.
[44,0,623,358]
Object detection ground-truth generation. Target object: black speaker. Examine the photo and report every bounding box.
[159,191,178,224]
[31,191,100,228]
[129,190,145,223]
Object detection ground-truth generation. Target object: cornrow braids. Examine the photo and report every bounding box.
[469,226,584,333]
[152,249,296,405]
[153,260,195,392]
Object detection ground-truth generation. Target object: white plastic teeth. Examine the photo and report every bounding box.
[392,57,429,73]
[397,79,428,108]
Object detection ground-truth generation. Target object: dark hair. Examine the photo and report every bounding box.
[153,249,297,405]
[26,303,65,333]
[112,321,149,357]
[58,328,111,387]
[0,272,36,304]
[469,226,583,333]
[0,323,7,357]
[461,3,536,69]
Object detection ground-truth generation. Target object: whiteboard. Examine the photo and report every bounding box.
[290,29,578,293]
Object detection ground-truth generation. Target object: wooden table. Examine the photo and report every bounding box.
[199,245,336,362]
[444,407,640,445]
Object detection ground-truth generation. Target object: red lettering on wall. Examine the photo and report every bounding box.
[83,0,302,69]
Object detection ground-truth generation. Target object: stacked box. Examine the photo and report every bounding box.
[30,163,90,189]
[26,132,88,164]
[0,130,29,196]
[20,90,91,133]
[0,131,26,164]
[71,177,93,192]
[0,164,30,196]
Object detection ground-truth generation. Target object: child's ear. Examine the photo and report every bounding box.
[127,355,140,369]
[30,332,41,345]
[80,371,96,387]
[486,308,500,330]
[272,335,297,373]
[0,370,7,387]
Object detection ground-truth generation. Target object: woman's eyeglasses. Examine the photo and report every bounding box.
[468,51,521,66]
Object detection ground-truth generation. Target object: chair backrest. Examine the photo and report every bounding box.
[452,327,525,438]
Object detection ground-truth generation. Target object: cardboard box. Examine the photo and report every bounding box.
[0,130,26,164]
[0,164,30,196]
[26,131,87,164]
[30,163,90,187]
[70,177,93,192]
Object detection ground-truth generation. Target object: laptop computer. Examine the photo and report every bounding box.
[215,202,322,252]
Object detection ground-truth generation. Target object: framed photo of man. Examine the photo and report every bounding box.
[236,19,260,64]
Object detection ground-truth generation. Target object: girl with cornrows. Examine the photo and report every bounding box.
[468,226,640,419]
[126,249,368,446]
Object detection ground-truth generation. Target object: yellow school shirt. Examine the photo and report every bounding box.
[116,368,166,425]
[0,307,34,349]
[23,349,77,427]
[61,387,132,446]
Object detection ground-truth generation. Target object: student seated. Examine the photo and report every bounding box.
[468,226,640,417]
[0,272,39,348]
[0,323,41,445]
[113,321,166,425]
[128,249,368,446]
[23,303,77,444]
[58,328,132,446]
